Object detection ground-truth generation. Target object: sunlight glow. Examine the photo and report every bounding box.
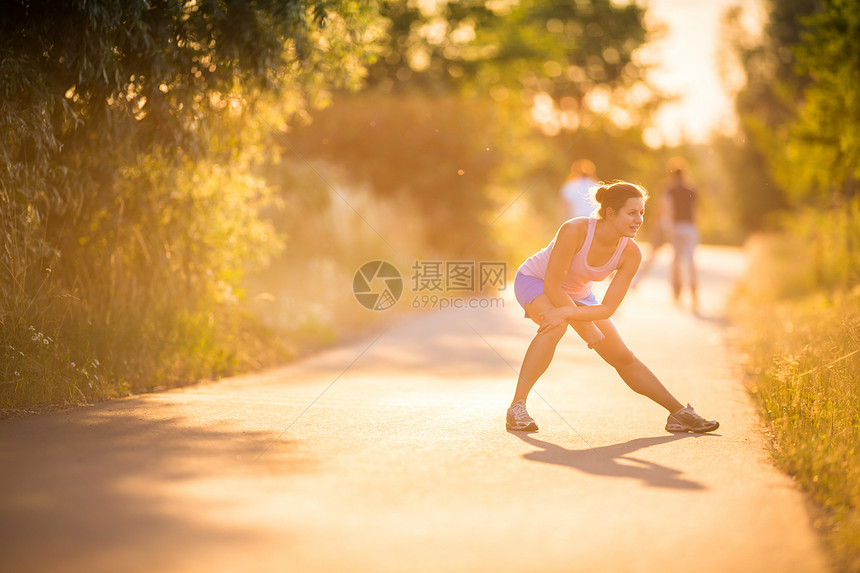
[639,0,764,145]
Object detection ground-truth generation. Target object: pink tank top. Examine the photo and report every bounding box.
[518,218,628,300]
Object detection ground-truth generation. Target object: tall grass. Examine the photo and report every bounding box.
[245,156,460,350]
[1,104,536,414]
[733,200,860,572]
[1,149,290,412]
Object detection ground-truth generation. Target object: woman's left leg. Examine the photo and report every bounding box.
[590,318,684,413]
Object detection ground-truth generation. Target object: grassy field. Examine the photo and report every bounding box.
[732,204,860,572]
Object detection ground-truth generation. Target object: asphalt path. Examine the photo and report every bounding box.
[0,246,828,572]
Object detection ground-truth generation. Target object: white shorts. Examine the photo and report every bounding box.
[672,222,698,261]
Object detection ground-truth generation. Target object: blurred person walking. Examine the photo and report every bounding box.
[630,194,671,289]
[663,158,700,310]
[507,181,719,434]
[559,159,599,222]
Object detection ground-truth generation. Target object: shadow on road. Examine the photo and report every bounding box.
[302,308,535,379]
[0,399,308,571]
[510,431,715,490]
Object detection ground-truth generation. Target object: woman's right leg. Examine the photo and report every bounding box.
[512,294,567,404]
[590,318,684,413]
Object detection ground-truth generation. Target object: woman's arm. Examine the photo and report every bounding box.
[542,220,584,308]
[538,241,643,331]
[542,220,606,347]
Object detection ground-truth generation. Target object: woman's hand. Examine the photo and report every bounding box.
[537,306,572,334]
[577,322,605,349]
[538,307,604,348]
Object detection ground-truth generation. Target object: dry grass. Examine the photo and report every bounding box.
[732,203,860,571]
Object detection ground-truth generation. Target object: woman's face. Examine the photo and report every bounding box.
[609,197,645,237]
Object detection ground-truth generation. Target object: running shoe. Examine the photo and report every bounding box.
[666,404,720,433]
[506,400,538,431]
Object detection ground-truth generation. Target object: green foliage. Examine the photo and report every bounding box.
[369,0,651,112]
[717,0,819,230]
[735,282,860,571]
[286,94,511,258]
[746,292,860,573]
[719,0,859,227]
[1,1,383,408]
[285,0,657,264]
[712,131,787,233]
[726,5,860,564]
[740,201,860,300]
[733,200,860,570]
[245,156,404,345]
[784,201,860,293]
[781,0,860,200]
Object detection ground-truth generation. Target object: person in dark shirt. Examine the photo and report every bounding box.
[663,158,699,311]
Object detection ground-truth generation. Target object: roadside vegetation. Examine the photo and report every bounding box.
[722,1,860,569]
[1,0,661,412]
[0,1,385,412]
[3,1,859,565]
[732,204,860,572]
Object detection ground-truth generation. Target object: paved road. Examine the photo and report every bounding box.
[0,246,827,573]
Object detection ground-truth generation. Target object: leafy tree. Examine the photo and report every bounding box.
[718,0,819,230]
[720,0,859,289]
[781,0,860,200]
[720,0,860,227]
[368,0,651,115]
[287,0,657,259]
[0,0,383,406]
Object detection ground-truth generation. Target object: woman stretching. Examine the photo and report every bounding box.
[507,181,719,433]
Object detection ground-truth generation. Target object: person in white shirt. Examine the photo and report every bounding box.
[559,159,599,222]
